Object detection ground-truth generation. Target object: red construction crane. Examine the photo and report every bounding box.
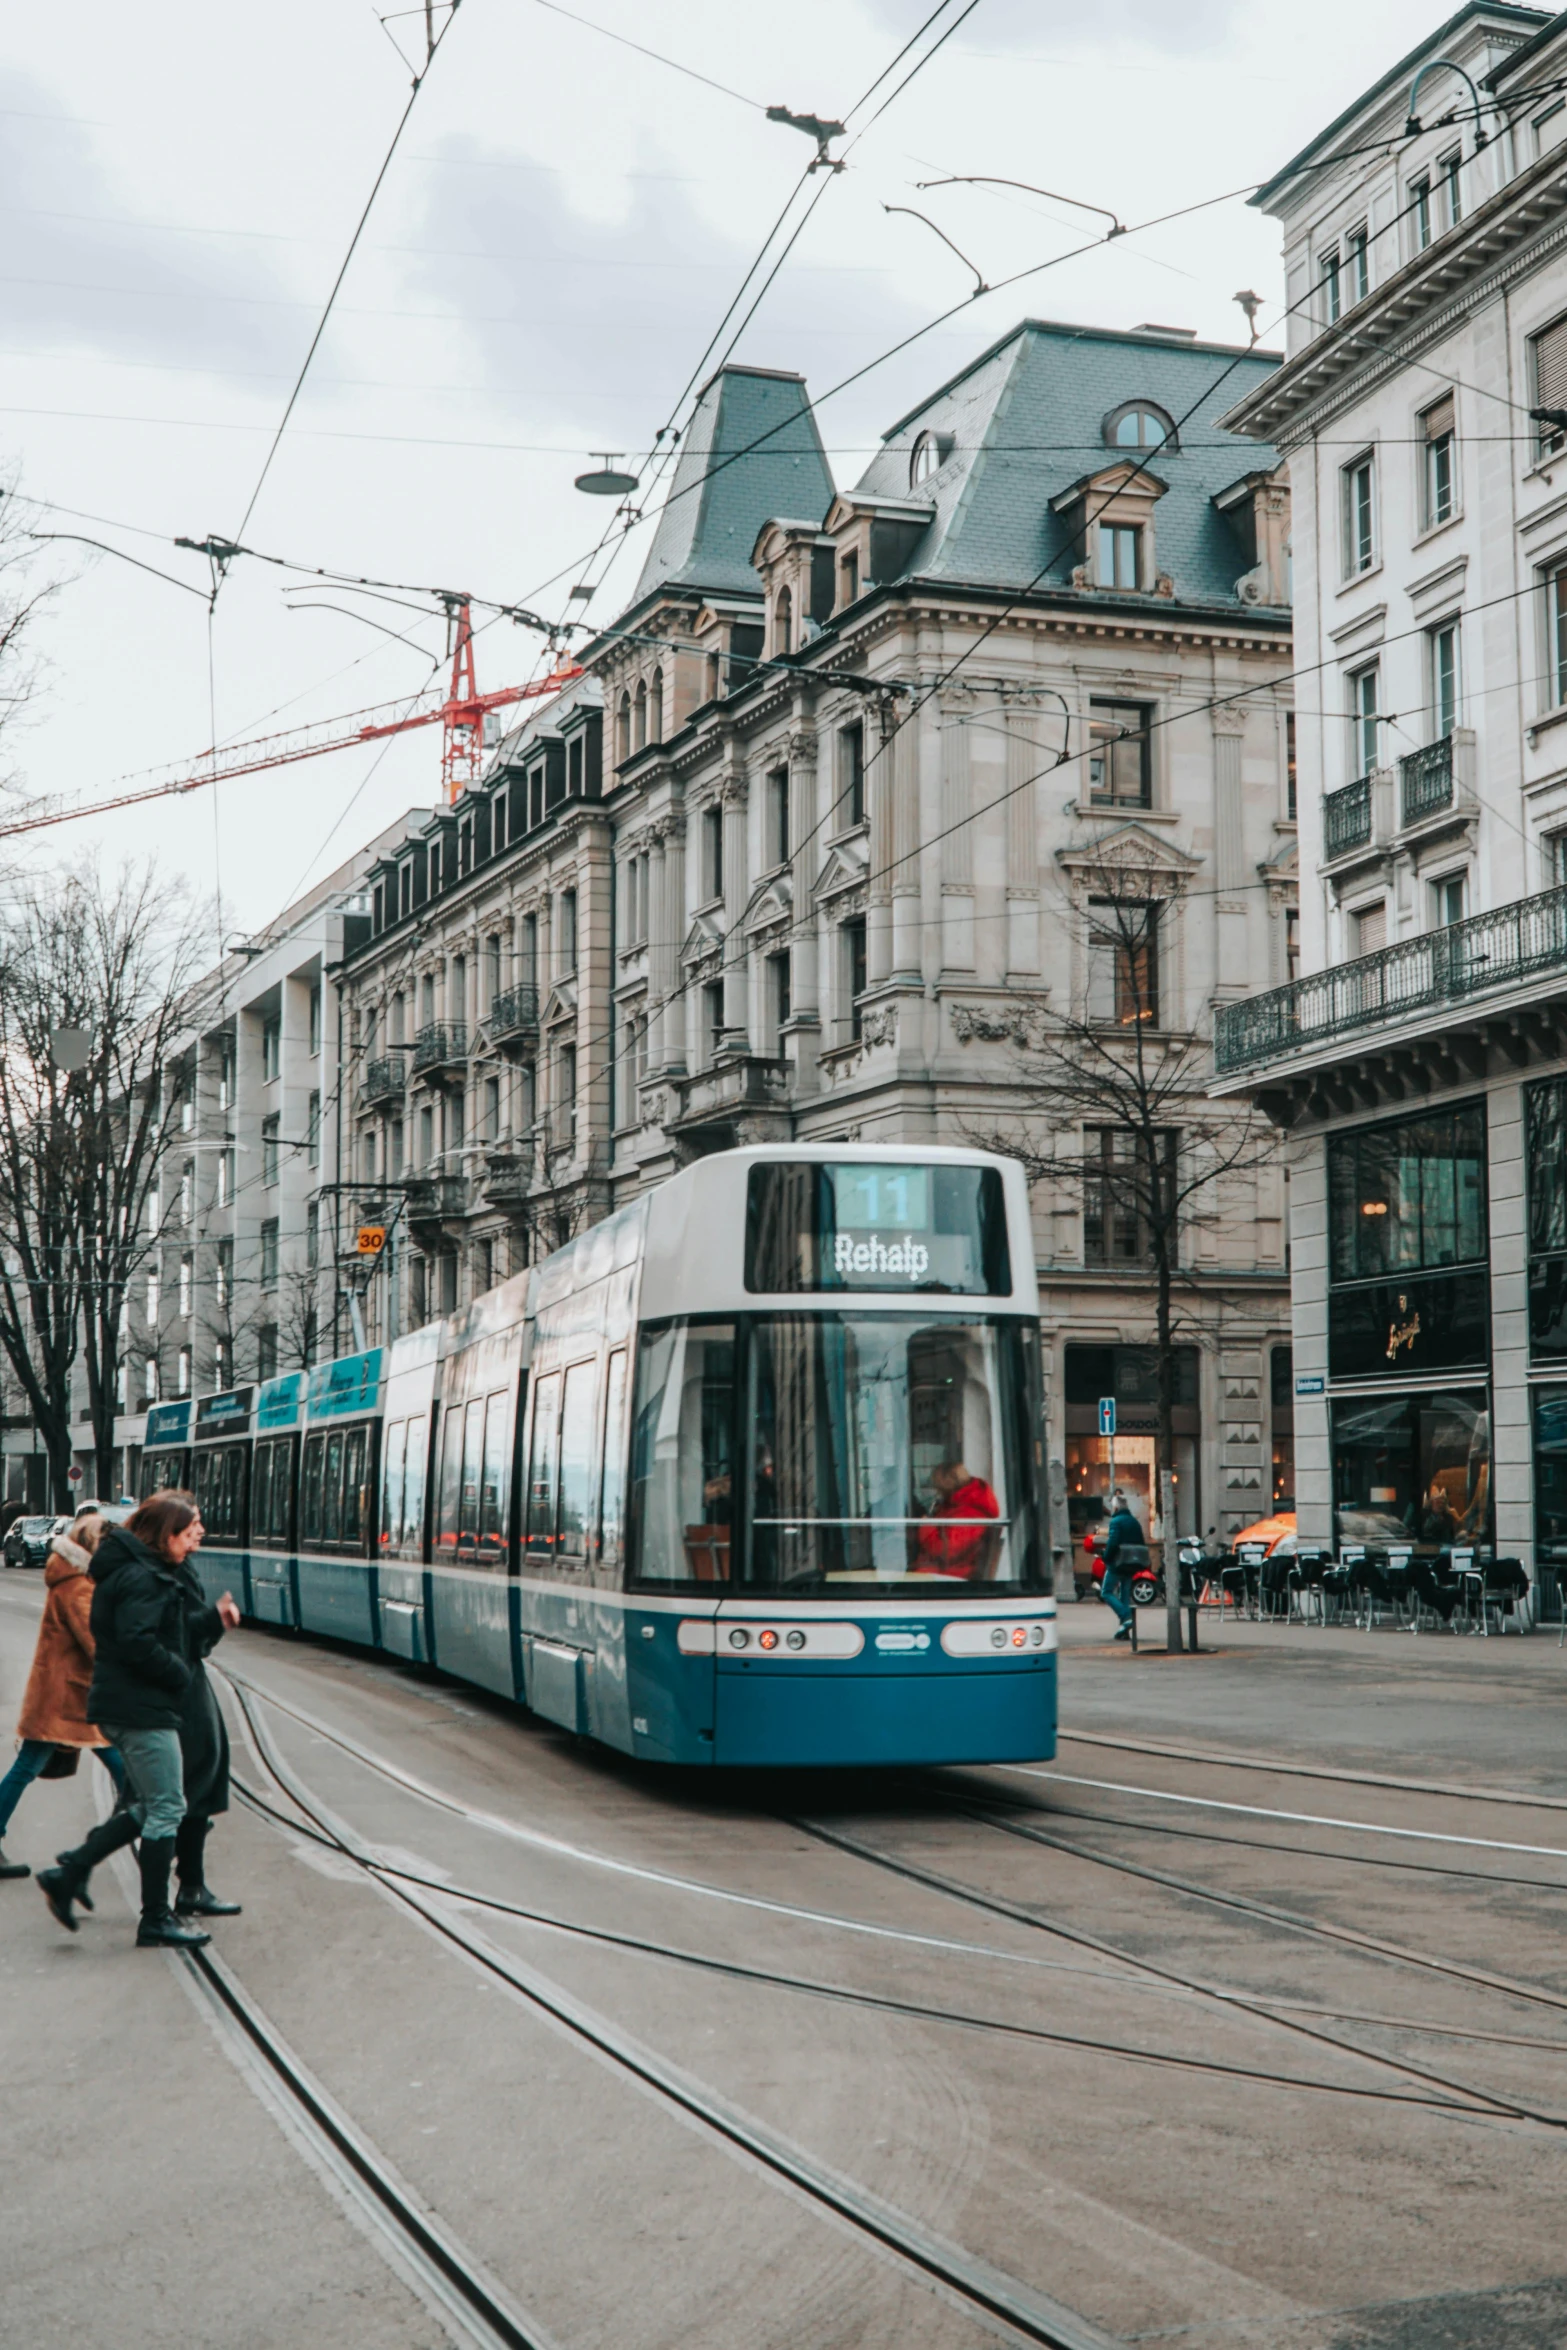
[0,596,581,842]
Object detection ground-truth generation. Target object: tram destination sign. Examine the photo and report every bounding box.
[745,1161,1012,1296]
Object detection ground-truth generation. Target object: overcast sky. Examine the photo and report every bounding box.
[1,0,1452,949]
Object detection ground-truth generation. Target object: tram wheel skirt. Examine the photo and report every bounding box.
[712,1666,1055,1769]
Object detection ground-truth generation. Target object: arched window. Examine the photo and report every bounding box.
[633,678,647,752]
[909,429,947,488]
[775,586,793,657]
[649,667,663,745]
[1104,402,1177,453]
[616,691,631,765]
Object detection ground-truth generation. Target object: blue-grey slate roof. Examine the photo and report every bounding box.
[849,320,1284,612]
[630,364,835,606]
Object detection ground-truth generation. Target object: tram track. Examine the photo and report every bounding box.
[216,1667,1122,2350]
[214,1663,1565,2135]
[1055,1728,1567,1814]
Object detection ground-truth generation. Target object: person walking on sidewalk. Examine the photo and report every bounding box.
[0,1514,126,1883]
[44,1492,238,1948]
[1100,1490,1144,1644]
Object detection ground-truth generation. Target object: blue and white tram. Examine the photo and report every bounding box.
[156,1145,1056,1768]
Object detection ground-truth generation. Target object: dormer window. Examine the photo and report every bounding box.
[774,585,793,657]
[1098,522,1142,591]
[909,429,948,488]
[1104,402,1175,453]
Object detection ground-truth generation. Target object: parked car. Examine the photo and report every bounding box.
[1228,1510,1297,1558]
[3,1514,60,1570]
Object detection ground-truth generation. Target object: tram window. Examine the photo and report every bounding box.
[143,1450,187,1496]
[478,1391,508,1562]
[746,1163,1011,1295]
[301,1436,324,1546]
[254,1437,292,1545]
[435,1409,462,1557]
[321,1432,345,1545]
[557,1361,598,1558]
[626,1322,735,1584]
[526,1374,561,1554]
[342,1427,367,1549]
[404,1414,428,1554]
[381,1419,407,1551]
[459,1398,483,1556]
[599,1349,629,1568]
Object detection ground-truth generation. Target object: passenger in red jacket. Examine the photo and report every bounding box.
[914,1461,1001,1577]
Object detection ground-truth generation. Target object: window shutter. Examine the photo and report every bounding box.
[1535,318,1567,411]
[1423,394,1454,441]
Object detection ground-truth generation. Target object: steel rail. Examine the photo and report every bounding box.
[219,1669,1121,2350]
[1049,1729,1567,1814]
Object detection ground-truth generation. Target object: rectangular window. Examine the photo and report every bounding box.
[838,720,865,827]
[261,1114,280,1187]
[1327,1102,1490,1382]
[745,1163,1011,1297]
[559,890,577,975]
[702,805,722,902]
[704,979,724,1065]
[1350,662,1380,777]
[1321,247,1341,323]
[598,1349,629,1569]
[1286,906,1301,982]
[362,1127,377,1185]
[769,949,791,1038]
[1527,1077,1567,1359]
[521,913,538,985]
[556,1360,598,1558]
[768,765,791,867]
[218,1044,233,1111]
[1434,872,1467,927]
[1534,317,1567,455]
[305,1200,319,1270]
[1411,174,1432,251]
[1087,901,1160,1028]
[560,1044,577,1150]
[1097,521,1141,590]
[1342,452,1376,575]
[1082,1128,1177,1266]
[1429,620,1460,737]
[257,1326,278,1384]
[309,987,321,1057]
[1545,560,1567,706]
[1537,100,1567,155]
[261,1017,280,1083]
[525,1373,561,1552]
[842,915,867,1040]
[179,1257,192,1318]
[478,1391,508,1561]
[216,1238,232,1308]
[1422,395,1456,528]
[181,1162,193,1224]
[839,549,859,607]
[1285,711,1297,821]
[418,1104,434,1167]
[486,933,501,1011]
[484,1075,500,1141]
[1438,148,1462,229]
[625,1322,736,1584]
[1347,224,1369,301]
[260,1219,278,1287]
[1355,901,1387,955]
[1333,1386,1491,1552]
[1087,700,1152,808]
[307,1089,321,1168]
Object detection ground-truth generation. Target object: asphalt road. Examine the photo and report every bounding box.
[3,1577,1567,2350]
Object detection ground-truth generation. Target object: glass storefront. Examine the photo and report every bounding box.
[1271,1345,1294,1510]
[1331,1386,1492,1552]
[1531,1386,1567,1616]
[1327,1103,1489,1382]
[1526,1078,1567,1360]
[1063,1343,1199,1576]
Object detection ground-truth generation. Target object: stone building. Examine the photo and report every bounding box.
[341,326,1299,1565]
[1214,2,1567,1594]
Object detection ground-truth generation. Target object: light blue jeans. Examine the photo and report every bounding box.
[99,1725,185,1840]
[0,1741,125,1837]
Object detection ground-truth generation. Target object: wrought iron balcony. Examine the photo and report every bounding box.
[403,1173,467,1227]
[1399,736,1454,827]
[411,1020,467,1079]
[1323,775,1372,859]
[361,1054,406,1106]
[1214,881,1567,1076]
[488,984,539,1049]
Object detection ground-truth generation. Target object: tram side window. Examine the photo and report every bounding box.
[403,1414,428,1556]
[192,1444,245,1543]
[342,1427,368,1548]
[380,1419,407,1552]
[478,1391,508,1563]
[525,1375,561,1557]
[301,1436,325,1546]
[626,1322,735,1584]
[143,1449,188,1497]
[321,1432,345,1546]
[458,1398,483,1557]
[599,1349,629,1569]
[435,1408,461,1557]
[253,1437,292,1546]
[557,1361,598,1558]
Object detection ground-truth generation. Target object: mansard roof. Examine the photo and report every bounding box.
[846,319,1284,613]
[626,363,834,610]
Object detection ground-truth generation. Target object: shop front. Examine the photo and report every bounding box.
[1064,1343,1199,1586]
[1326,1100,1492,1553]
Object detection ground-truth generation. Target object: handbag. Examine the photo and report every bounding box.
[40,1744,81,1780]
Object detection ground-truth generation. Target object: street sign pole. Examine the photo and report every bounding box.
[1098,1396,1116,1499]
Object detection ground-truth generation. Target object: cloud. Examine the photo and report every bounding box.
[0,71,302,379]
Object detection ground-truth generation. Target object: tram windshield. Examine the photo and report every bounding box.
[627,1313,1043,1595]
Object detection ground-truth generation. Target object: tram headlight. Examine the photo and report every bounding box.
[729,1627,750,1649]
[1011,1626,1026,1647]
[990,1626,1007,1649]
[1030,1624,1046,1646]
[785,1629,806,1651]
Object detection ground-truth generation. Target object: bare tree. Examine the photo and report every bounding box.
[0,476,63,812]
[970,846,1282,1653]
[274,1265,321,1371]
[0,864,207,1503]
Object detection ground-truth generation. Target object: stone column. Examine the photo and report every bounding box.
[645,821,672,1072]
[721,773,749,1049]
[940,705,974,973]
[1006,698,1042,979]
[787,726,818,1022]
[868,701,895,986]
[892,693,923,980]
[1213,709,1249,990]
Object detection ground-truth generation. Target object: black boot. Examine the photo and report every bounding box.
[38,1808,140,1930]
[173,1815,241,1917]
[0,1843,29,1880]
[135,1835,209,1949]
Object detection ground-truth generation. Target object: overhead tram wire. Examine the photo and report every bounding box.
[223,0,464,562]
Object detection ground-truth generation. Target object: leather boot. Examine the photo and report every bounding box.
[38,1807,140,1929]
[135,1834,209,1948]
[0,1843,29,1880]
[174,1816,241,1917]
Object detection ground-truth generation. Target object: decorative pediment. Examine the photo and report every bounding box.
[742,870,793,939]
[813,833,870,906]
[542,978,578,1026]
[680,908,725,970]
[1057,822,1203,886]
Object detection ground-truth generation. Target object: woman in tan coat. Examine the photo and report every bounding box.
[0,1514,125,1881]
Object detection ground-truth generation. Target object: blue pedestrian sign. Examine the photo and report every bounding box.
[1098,1396,1116,1437]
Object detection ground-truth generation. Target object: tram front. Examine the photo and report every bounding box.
[624,1149,1056,1767]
